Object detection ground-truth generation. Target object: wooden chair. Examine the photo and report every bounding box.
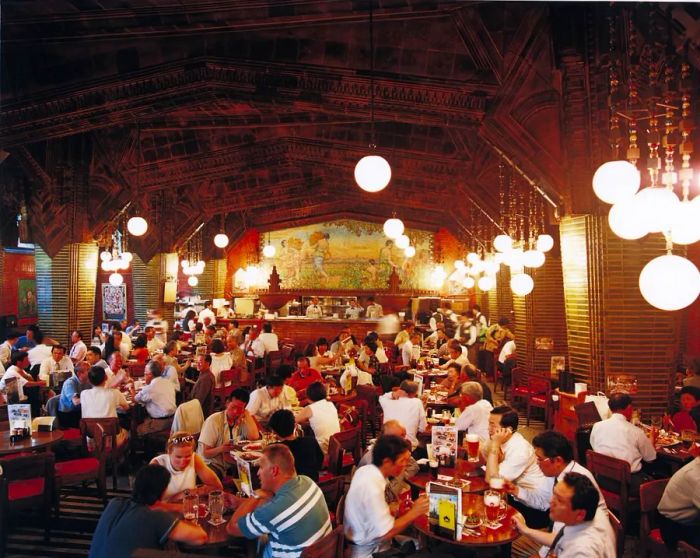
[608,510,625,558]
[300,524,344,558]
[510,367,531,408]
[54,420,108,517]
[0,452,55,555]
[80,417,129,490]
[280,344,297,365]
[336,494,346,526]
[247,358,266,389]
[212,368,241,409]
[338,401,367,448]
[265,350,283,375]
[555,389,587,440]
[678,541,700,557]
[586,450,639,536]
[355,384,381,438]
[525,375,551,426]
[129,363,145,378]
[327,427,362,477]
[640,478,673,558]
[575,401,602,428]
[317,475,345,527]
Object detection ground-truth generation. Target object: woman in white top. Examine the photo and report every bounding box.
[151,431,222,510]
[209,339,233,387]
[295,381,340,454]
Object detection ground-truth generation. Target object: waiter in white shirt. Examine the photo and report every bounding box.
[198,302,217,325]
[344,299,364,319]
[305,297,323,319]
[589,393,656,494]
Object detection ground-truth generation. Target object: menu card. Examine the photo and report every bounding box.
[235,455,254,496]
[8,404,31,431]
[414,373,424,396]
[427,481,462,540]
[431,425,458,467]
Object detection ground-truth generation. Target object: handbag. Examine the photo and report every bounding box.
[584,391,611,419]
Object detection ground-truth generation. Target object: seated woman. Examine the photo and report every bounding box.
[311,337,335,368]
[667,386,700,432]
[209,338,233,387]
[268,409,324,481]
[150,431,223,509]
[439,362,461,394]
[130,334,150,364]
[294,381,340,454]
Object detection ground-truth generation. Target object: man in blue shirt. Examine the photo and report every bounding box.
[57,362,92,428]
[226,444,331,558]
[16,324,39,350]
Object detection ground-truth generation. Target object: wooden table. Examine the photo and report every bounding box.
[408,458,488,496]
[0,429,64,456]
[414,493,520,558]
[656,443,695,474]
[179,514,256,557]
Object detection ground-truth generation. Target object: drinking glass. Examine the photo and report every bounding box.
[483,490,501,526]
[182,490,198,523]
[429,459,439,479]
[680,429,695,444]
[489,475,504,491]
[465,434,480,462]
[209,490,224,525]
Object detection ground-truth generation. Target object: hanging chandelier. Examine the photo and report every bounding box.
[100,226,132,286]
[127,124,149,237]
[262,231,276,258]
[213,214,229,248]
[181,226,205,287]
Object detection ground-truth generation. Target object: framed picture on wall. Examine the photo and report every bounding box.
[550,356,566,377]
[18,278,37,319]
[102,284,127,321]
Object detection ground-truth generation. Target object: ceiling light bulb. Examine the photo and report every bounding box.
[536,234,554,252]
[263,244,276,258]
[493,235,513,253]
[670,198,700,245]
[639,254,700,311]
[214,233,229,248]
[383,218,404,239]
[478,276,494,291]
[634,187,680,234]
[523,249,545,268]
[608,199,648,240]
[511,272,534,296]
[355,155,392,192]
[466,252,480,264]
[395,234,410,249]
[463,277,475,289]
[100,251,112,262]
[108,272,124,287]
[454,259,465,270]
[127,216,148,236]
[592,160,641,204]
[404,246,416,258]
[122,251,133,263]
[187,276,199,287]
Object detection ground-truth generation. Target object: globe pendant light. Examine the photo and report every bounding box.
[592,160,641,204]
[634,187,680,234]
[383,217,404,239]
[477,275,494,292]
[639,253,700,311]
[355,0,391,193]
[536,234,554,252]
[187,276,199,287]
[395,234,410,250]
[608,198,647,240]
[511,272,534,296]
[522,249,545,268]
[127,216,148,236]
[127,125,149,236]
[670,198,700,245]
[463,277,475,289]
[109,272,124,287]
[262,231,276,258]
[493,234,513,253]
[404,246,416,258]
[214,233,229,248]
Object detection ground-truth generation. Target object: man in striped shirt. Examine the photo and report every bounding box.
[226,444,331,558]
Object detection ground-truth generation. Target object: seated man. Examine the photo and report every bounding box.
[85,346,110,371]
[658,451,700,549]
[344,435,429,558]
[247,375,294,425]
[258,322,279,354]
[358,420,419,503]
[287,356,323,393]
[89,464,207,558]
[454,381,492,441]
[134,360,177,435]
[39,344,74,386]
[589,393,656,494]
[0,350,45,402]
[294,382,340,454]
[145,326,165,354]
[198,389,260,479]
[400,332,421,367]
[365,296,383,319]
[460,364,493,404]
[269,409,324,482]
[497,339,517,380]
[80,366,130,446]
[57,362,92,428]
[514,473,616,558]
[190,354,215,417]
[439,339,474,371]
[241,327,265,365]
[424,323,448,350]
[485,405,549,528]
[378,380,427,451]
[226,444,332,557]
[68,330,87,365]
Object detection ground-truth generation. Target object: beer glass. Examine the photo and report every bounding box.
[465,434,480,462]
[209,490,224,524]
[182,490,198,523]
[429,459,439,479]
[483,490,501,525]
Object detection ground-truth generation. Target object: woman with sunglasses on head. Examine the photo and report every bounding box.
[150,431,223,510]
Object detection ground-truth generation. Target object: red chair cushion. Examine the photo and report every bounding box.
[649,528,664,544]
[55,457,100,477]
[531,395,547,405]
[318,472,334,483]
[342,454,355,467]
[329,511,336,525]
[513,387,532,396]
[61,428,82,440]
[8,477,45,501]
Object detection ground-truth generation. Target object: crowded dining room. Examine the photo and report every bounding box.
[1,1,700,557]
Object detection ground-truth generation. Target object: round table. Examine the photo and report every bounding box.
[408,459,488,495]
[414,493,520,558]
[0,429,64,456]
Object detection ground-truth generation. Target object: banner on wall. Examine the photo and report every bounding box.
[102,284,127,321]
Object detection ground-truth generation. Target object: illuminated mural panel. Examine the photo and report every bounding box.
[262,219,433,290]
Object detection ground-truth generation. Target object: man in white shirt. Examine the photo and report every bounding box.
[365,297,383,319]
[454,382,492,440]
[344,435,429,558]
[145,326,165,354]
[258,322,279,354]
[27,334,54,369]
[589,393,656,494]
[134,360,177,435]
[658,455,700,549]
[81,366,130,446]
[39,345,75,386]
[378,380,427,450]
[241,327,265,362]
[511,431,607,557]
[440,339,474,371]
[305,297,323,319]
[0,332,19,367]
[69,330,87,364]
[345,299,364,319]
[485,405,550,527]
[86,346,110,371]
[0,351,44,402]
[246,376,293,425]
[198,302,217,326]
[400,332,421,367]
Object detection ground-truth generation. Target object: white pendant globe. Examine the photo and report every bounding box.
[592,160,641,204]
[608,199,647,240]
[478,275,495,291]
[639,254,700,311]
[503,248,524,268]
[181,259,188,269]
[100,251,112,262]
[395,234,410,249]
[383,218,404,239]
[454,259,465,270]
[100,261,110,272]
[354,155,391,192]
[483,260,500,275]
[187,275,199,287]
[466,252,480,265]
[214,233,229,248]
[262,244,276,258]
[122,251,133,263]
[536,234,554,252]
[404,246,416,258]
[127,216,148,236]
[523,249,546,268]
[463,277,475,289]
[493,235,513,253]
[670,198,700,245]
[634,187,680,234]
[494,252,505,265]
[511,272,534,296]
[108,272,124,287]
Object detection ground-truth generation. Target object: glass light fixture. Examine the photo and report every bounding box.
[634,187,680,234]
[503,247,524,268]
[511,272,534,296]
[536,234,554,252]
[493,234,513,253]
[122,251,133,263]
[463,277,475,289]
[214,233,229,248]
[127,216,148,236]
[100,251,112,262]
[404,246,416,258]
[383,217,404,239]
[263,244,276,258]
[477,275,494,291]
[670,198,700,245]
[639,253,700,311]
[454,259,465,270]
[466,252,480,264]
[522,249,545,268]
[187,276,199,287]
[355,155,391,192]
[395,234,410,249]
[608,199,648,240]
[109,272,124,287]
[592,160,641,204]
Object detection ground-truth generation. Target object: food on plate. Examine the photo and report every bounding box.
[243,442,263,452]
[239,451,263,461]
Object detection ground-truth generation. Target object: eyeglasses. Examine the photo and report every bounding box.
[171,434,195,445]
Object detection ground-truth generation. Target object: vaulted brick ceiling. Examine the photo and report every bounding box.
[3,1,694,260]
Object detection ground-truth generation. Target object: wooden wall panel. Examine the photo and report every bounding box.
[131,253,160,324]
[0,248,37,327]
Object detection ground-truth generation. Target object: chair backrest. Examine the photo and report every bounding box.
[281,344,296,364]
[332,426,361,459]
[678,541,700,557]
[219,368,238,388]
[266,350,283,371]
[0,404,8,422]
[608,510,624,558]
[300,524,344,558]
[639,478,668,513]
[355,385,378,418]
[0,452,55,512]
[45,395,60,417]
[129,363,145,378]
[510,366,523,386]
[586,450,631,511]
[575,402,602,427]
[317,475,345,517]
[171,399,205,435]
[528,376,550,394]
[336,494,346,526]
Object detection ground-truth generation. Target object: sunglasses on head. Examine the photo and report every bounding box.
[171,434,195,444]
